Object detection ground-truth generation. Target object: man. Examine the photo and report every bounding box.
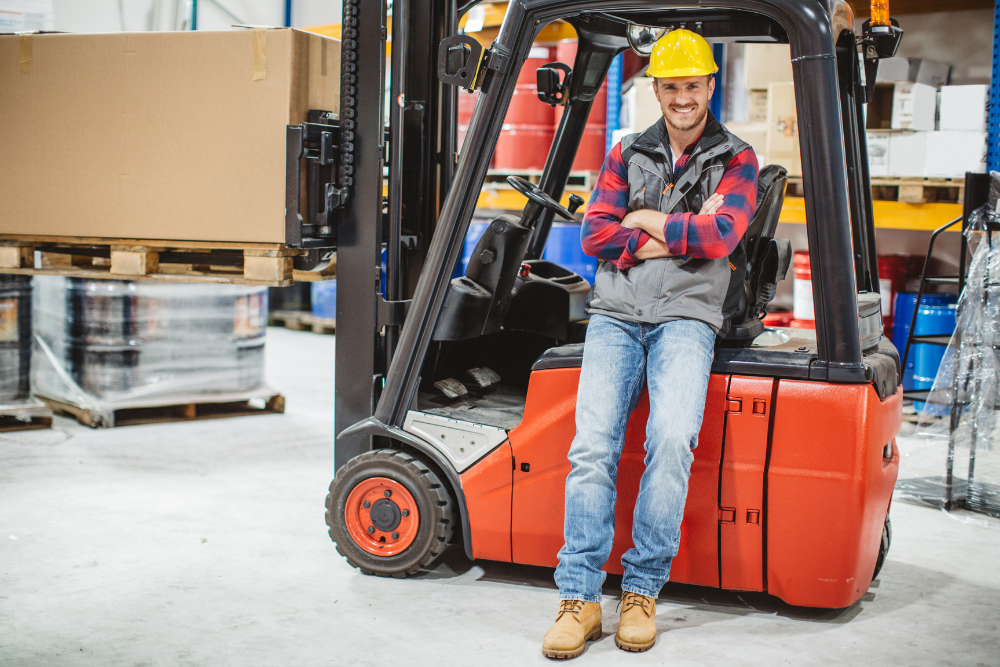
[542,30,759,659]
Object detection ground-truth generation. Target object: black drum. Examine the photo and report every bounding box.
[0,275,32,403]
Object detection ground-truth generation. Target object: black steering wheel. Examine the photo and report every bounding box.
[507,175,575,221]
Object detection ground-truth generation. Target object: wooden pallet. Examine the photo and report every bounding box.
[39,391,285,428]
[0,235,336,287]
[787,177,965,204]
[0,401,54,432]
[269,310,336,334]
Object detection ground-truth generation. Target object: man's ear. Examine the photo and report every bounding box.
[707,75,716,99]
[652,78,661,103]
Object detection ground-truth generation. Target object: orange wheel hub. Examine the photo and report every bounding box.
[344,477,419,557]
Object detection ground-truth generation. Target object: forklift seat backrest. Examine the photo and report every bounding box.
[719,164,789,345]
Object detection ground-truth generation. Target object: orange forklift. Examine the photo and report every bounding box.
[325,0,904,609]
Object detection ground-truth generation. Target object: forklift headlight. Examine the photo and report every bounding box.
[627,24,667,57]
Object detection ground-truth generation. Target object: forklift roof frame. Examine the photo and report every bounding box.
[340,0,872,452]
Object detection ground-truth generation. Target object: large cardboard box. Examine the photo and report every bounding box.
[725,122,768,167]
[0,29,340,244]
[764,82,801,177]
[622,77,661,134]
[747,89,768,123]
[743,44,792,90]
[939,85,989,132]
[888,131,987,178]
[924,131,986,178]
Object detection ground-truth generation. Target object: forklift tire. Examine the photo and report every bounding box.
[326,449,454,578]
[872,514,892,581]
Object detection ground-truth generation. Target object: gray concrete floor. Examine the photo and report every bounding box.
[2,327,999,666]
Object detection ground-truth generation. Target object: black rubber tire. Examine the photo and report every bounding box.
[325,449,454,577]
[872,514,891,581]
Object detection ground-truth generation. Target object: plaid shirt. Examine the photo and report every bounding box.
[581,138,759,270]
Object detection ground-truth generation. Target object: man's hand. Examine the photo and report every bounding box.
[699,193,724,215]
[620,209,667,239]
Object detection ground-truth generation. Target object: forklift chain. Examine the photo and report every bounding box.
[337,0,362,194]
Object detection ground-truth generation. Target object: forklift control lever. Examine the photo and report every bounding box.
[507,175,575,221]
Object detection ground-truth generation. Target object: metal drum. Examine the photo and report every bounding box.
[0,275,32,403]
[34,278,267,400]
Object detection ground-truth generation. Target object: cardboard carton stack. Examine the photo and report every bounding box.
[864,58,986,179]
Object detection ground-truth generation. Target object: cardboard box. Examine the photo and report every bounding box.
[888,131,987,178]
[939,85,989,132]
[743,44,792,90]
[725,122,768,167]
[866,132,891,177]
[0,29,340,244]
[747,89,768,123]
[891,82,936,131]
[876,57,951,88]
[622,77,662,133]
[924,131,986,178]
[765,82,801,177]
[888,132,927,177]
[865,83,895,130]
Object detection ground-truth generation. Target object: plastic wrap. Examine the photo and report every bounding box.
[896,172,1000,518]
[33,277,268,418]
[0,275,32,404]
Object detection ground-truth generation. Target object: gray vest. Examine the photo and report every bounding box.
[586,115,750,333]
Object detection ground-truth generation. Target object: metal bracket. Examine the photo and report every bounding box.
[377,296,411,329]
[285,111,345,247]
[437,34,485,91]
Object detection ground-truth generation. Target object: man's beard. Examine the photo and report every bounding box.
[665,104,708,132]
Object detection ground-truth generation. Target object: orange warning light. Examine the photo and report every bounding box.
[870,0,891,26]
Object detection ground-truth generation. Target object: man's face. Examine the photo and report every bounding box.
[653,75,715,132]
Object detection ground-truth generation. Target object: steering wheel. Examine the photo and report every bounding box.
[507,175,576,221]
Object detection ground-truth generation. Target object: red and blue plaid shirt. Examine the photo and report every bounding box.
[581,137,759,270]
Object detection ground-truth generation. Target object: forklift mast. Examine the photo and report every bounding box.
[334,0,895,468]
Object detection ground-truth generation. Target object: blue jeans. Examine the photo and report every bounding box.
[554,314,716,601]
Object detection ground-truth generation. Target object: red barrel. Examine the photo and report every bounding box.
[762,310,793,327]
[494,46,555,171]
[506,83,555,125]
[457,90,480,152]
[553,38,607,172]
[572,126,608,171]
[494,124,555,170]
[877,254,912,337]
[791,251,815,329]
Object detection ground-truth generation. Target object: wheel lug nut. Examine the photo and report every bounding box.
[401,509,409,517]
[367,526,375,534]
[384,490,392,498]
[391,532,399,539]
[362,500,370,508]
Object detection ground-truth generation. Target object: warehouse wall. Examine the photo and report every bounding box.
[860,8,993,85]
[52,0,342,33]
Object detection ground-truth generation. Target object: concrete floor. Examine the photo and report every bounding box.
[2,327,999,666]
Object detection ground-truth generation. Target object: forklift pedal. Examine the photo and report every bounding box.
[433,378,468,399]
[466,367,501,388]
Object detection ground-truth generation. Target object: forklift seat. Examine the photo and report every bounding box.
[719,164,791,346]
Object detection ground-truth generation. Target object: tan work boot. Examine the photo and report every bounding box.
[542,599,603,659]
[615,591,656,652]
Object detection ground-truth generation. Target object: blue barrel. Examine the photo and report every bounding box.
[311,279,337,319]
[892,292,957,407]
[543,222,598,284]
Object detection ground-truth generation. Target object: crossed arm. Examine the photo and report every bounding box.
[625,194,725,259]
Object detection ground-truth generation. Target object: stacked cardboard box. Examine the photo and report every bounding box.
[865,84,988,178]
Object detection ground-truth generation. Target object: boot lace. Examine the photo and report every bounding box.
[557,599,585,619]
[618,592,652,616]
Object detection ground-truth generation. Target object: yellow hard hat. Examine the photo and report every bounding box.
[645,29,719,78]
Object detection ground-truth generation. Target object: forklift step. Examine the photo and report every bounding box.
[0,235,335,287]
